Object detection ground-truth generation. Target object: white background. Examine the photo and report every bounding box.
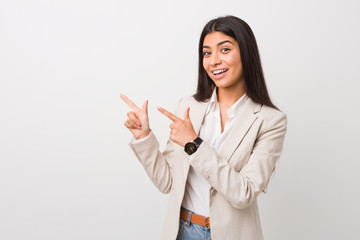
[1,0,359,239]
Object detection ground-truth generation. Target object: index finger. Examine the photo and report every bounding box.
[157,107,179,122]
[120,94,140,111]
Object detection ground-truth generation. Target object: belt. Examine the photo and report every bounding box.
[180,208,210,229]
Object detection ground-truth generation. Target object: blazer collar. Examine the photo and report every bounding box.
[219,98,261,162]
[189,97,262,162]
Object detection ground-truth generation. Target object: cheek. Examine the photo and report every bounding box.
[229,57,243,75]
[203,60,210,73]
[233,64,243,78]
[227,53,240,66]
[202,59,208,69]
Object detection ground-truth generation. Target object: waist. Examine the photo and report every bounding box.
[180,207,210,229]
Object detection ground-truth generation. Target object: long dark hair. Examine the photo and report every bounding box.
[193,16,277,109]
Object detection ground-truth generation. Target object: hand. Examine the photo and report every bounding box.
[120,94,151,140]
[157,106,197,147]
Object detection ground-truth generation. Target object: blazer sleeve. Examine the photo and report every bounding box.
[188,111,287,209]
[128,99,182,194]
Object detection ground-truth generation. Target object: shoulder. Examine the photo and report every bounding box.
[258,104,286,121]
[253,100,287,132]
[177,96,203,106]
[174,96,209,116]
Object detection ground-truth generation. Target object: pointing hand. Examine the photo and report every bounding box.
[120,94,151,140]
[157,106,197,147]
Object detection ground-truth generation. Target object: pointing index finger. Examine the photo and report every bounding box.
[120,94,140,111]
[157,107,179,122]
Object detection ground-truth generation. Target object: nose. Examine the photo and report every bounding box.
[210,52,221,66]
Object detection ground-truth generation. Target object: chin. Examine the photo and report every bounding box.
[213,80,232,89]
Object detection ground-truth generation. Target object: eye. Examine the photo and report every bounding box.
[221,47,230,53]
[202,51,211,57]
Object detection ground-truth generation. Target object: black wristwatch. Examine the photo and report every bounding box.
[184,137,203,155]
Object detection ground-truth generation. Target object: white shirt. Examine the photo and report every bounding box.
[182,88,248,217]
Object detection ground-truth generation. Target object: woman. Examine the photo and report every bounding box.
[121,16,287,240]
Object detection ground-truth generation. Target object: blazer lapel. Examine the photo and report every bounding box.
[189,100,210,135]
[219,98,262,162]
[181,97,261,178]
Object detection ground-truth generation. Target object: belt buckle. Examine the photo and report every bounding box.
[205,217,210,230]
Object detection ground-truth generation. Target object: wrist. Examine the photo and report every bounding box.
[184,136,203,155]
[136,130,151,140]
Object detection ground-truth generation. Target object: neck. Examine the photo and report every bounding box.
[217,83,246,109]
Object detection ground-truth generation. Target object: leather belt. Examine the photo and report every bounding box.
[180,208,210,229]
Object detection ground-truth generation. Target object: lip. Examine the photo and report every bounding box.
[212,68,228,74]
[211,68,228,79]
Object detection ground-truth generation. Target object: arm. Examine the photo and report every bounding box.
[124,97,183,194]
[128,131,175,194]
[189,112,287,209]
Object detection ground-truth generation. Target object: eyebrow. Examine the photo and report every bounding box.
[203,40,234,49]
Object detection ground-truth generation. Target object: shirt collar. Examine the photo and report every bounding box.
[205,88,218,115]
[205,87,248,118]
[227,93,248,119]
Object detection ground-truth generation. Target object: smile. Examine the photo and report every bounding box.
[212,69,228,75]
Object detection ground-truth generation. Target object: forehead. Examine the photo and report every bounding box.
[203,31,236,46]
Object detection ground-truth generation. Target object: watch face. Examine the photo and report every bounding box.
[185,142,197,155]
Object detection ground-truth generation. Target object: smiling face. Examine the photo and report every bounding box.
[202,31,245,92]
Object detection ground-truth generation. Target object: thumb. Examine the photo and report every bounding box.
[142,100,148,115]
[184,107,190,121]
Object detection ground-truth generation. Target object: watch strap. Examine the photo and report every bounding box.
[193,137,203,146]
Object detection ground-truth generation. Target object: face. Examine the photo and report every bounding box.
[202,31,244,91]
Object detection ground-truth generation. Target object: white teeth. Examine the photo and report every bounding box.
[212,69,227,75]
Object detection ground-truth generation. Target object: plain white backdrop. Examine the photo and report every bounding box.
[1,0,359,239]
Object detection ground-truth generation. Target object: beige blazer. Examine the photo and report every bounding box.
[129,96,287,240]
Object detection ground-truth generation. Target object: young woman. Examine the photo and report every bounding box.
[121,16,287,240]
